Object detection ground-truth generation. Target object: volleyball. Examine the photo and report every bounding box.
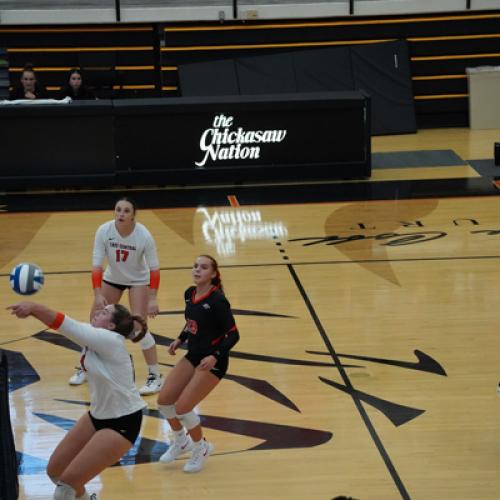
[9,263,45,295]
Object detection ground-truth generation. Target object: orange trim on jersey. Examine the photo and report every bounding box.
[92,268,103,289]
[149,269,160,289]
[211,325,238,345]
[211,335,224,346]
[48,312,65,330]
[192,286,217,304]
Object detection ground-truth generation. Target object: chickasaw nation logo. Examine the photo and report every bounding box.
[195,114,287,168]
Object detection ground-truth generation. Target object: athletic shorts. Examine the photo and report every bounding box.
[103,280,132,291]
[185,351,229,380]
[88,408,143,444]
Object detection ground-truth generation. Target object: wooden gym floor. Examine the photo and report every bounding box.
[1,128,500,500]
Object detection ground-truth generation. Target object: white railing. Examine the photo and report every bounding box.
[0,0,498,24]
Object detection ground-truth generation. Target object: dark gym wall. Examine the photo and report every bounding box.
[1,9,500,127]
[178,40,417,135]
[162,9,500,128]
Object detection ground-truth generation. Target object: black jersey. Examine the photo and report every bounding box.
[179,286,239,358]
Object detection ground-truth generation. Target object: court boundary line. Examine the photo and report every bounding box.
[3,253,500,278]
[287,263,410,500]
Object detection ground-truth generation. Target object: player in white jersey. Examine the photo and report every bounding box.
[8,300,147,500]
[69,197,162,395]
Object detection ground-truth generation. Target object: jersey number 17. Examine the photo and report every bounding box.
[115,249,129,262]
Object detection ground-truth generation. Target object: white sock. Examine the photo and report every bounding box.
[148,364,160,376]
[53,482,76,500]
[192,438,205,448]
[174,429,188,442]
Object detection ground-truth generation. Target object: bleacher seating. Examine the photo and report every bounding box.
[0,8,500,127]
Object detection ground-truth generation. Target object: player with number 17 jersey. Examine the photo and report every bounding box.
[92,220,159,286]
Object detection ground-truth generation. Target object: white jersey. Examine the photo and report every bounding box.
[92,220,159,286]
[57,315,146,419]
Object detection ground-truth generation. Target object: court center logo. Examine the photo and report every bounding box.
[195,113,287,167]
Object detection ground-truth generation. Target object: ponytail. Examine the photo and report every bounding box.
[200,254,224,294]
[130,315,147,343]
[111,304,147,342]
[212,269,224,294]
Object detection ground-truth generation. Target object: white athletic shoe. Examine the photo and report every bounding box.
[183,439,214,473]
[68,367,87,385]
[159,436,193,464]
[139,373,162,395]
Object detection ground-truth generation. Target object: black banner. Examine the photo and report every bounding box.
[114,91,371,184]
[0,91,370,189]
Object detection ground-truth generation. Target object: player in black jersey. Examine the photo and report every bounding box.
[157,254,240,472]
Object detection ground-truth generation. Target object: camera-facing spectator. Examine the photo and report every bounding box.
[59,69,96,100]
[9,63,47,100]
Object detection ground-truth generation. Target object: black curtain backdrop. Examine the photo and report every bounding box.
[179,59,239,96]
[178,40,416,135]
[294,47,354,92]
[236,52,297,95]
[350,41,416,134]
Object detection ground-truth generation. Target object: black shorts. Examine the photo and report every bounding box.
[103,280,132,291]
[88,409,143,444]
[185,351,229,380]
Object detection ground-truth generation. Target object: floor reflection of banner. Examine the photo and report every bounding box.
[198,207,288,256]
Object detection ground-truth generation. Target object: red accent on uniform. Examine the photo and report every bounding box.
[48,312,65,330]
[149,269,160,289]
[91,268,103,289]
[211,335,223,346]
[211,325,237,345]
[191,286,217,304]
[80,349,88,372]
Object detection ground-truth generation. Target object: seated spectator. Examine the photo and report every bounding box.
[9,63,47,100]
[59,69,96,100]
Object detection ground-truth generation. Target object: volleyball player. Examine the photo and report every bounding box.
[157,254,240,473]
[69,197,162,395]
[8,300,146,500]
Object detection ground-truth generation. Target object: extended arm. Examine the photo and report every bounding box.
[7,302,62,329]
[8,301,120,355]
